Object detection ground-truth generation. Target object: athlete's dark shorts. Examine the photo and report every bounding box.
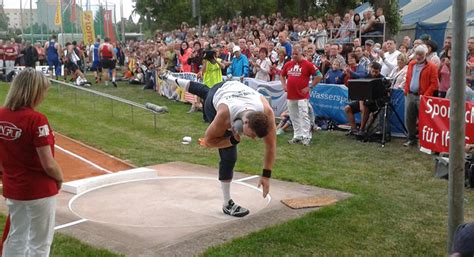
[100,59,116,69]
[348,100,378,114]
[188,81,235,181]
[65,61,79,73]
[90,60,103,72]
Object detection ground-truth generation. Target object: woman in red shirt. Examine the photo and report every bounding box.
[0,68,63,256]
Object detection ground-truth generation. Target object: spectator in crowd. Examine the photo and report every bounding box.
[353,13,361,28]
[21,41,38,68]
[252,47,272,81]
[313,23,328,50]
[0,69,64,257]
[227,46,249,79]
[425,40,441,67]
[4,40,17,76]
[202,50,224,88]
[403,36,412,49]
[363,39,376,62]
[217,42,231,75]
[403,44,439,147]
[438,49,451,98]
[398,44,408,55]
[344,52,368,85]
[335,13,356,43]
[409,39,423,60]
[178,41,193,72]
[321,43,346,74]
[276,110,291,136]
[440,35,452,59]
[360,10,376,35]
[389,53,409,90]
[188,41,204,73]
[344,62,383,135]
[272,47,288,81]
[164,45,178,73]
[44,35,62,80]
[280,45,322,146]
[238,38,252,59]
[354,46,371,72]
[379,39,400,77]
[34,42,45,66]
[279,31,292,59]
[353,38,361,48]
[324,59,345,84]
[467,36,474,89]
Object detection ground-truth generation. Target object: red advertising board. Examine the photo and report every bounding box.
[103,10,117,43]
[419,96,474,152]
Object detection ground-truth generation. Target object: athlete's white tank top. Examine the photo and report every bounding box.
[212,81,264,126]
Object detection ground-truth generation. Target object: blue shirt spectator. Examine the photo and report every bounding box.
[227,46,249,77]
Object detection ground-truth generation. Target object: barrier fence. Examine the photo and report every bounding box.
[158,75,406,136]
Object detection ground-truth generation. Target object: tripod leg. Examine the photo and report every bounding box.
[389,103,408,135]
[381,104,389,147]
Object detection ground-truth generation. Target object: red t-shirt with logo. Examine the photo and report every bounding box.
[0,107,58,200]
[3,47,17,61]
[281,59,317,100]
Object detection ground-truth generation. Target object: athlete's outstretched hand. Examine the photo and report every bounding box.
[258,177,270,198]
[198,138,208,147]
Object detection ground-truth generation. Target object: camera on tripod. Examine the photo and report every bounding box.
[347,78,391,103]
[347,77,406,147]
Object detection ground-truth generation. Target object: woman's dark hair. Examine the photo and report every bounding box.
[180,41,189,55]
[272,30,279,38]
[353,13,361,26]
[425,40,438,53]
[348,52,359,63]
[252,30,260,38]
[193,41,201,48]
[203,50,216,63]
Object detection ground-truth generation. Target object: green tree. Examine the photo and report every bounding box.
[0,6,9,31]
[94,6,105,37]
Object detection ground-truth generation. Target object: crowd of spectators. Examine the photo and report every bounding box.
[0,9,474,146]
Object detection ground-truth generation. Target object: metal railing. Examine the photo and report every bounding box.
[49,79,163,130]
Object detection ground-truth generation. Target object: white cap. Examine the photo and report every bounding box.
[232,46,241,53]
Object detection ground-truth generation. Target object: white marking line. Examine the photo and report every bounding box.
[234,175,259,182]
[55,145,113,174]
[54,218,88,230]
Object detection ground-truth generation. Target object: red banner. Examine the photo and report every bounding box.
[419,96,474,152]
[70,0,76,22]
[103,10,117,43]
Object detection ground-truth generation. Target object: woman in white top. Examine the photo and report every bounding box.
[426,40,441,67]
[253,47,272,81]
[389,53,409,90]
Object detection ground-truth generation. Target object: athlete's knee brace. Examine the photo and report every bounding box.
[218,145,237,181]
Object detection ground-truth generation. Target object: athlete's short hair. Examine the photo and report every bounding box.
[247,111,270,138]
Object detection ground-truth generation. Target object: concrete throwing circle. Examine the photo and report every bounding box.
[69,177,271,228]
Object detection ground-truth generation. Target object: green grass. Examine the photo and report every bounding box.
[0,79,473,256]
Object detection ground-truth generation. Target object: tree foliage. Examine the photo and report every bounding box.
[94,6,105,37]
[133,0,400,35]
[0,6,9,31]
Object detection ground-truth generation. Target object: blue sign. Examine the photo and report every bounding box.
[309,84,406,136]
